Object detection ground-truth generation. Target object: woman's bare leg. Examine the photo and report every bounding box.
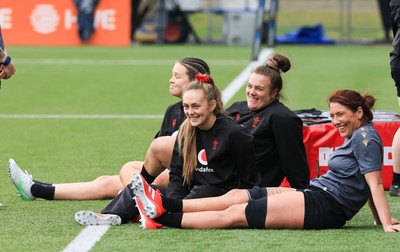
[53,175,123,200]
[181,189,250,212]
[119,136,175,187]
[142,136,175,176]
[181,187,296,212]
[119,161,170,187]
[265,191,304,229]
[180,190,305,229]
[119,161,144,186]
[153,170,170,186]
[181,203,248,229]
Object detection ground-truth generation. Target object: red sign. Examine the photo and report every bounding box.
[0,0,131,46]
[282,121,399,189]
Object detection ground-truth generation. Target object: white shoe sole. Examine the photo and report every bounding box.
[74,211,121,226]
[131,173,157,218]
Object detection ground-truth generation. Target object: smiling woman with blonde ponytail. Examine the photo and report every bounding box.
[166,74,260,198]
[178,74,228,186]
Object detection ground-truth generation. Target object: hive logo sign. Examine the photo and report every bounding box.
[0,0,130,46]
[30,4,60,34]
[318,146,393,166]
[29,4,116,34]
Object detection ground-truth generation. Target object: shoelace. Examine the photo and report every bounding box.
[24,170,33,180]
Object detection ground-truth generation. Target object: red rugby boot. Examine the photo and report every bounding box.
[131,172,166,218]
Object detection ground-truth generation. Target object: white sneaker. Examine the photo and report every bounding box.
[8,159,36,201]
[74,211,121,226]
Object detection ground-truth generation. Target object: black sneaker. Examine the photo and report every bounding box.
[389,185,400,197]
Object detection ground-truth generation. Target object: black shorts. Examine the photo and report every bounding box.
[301,186,347,229]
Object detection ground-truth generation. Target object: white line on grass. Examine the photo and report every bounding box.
[16,59,250,66]
[0,48,274,121]
[62,226,110,252]
[0,114,163,119]
[58,47,274,251]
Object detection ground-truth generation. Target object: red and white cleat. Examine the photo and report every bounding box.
[131,172,166,218]
[135,197,163,229]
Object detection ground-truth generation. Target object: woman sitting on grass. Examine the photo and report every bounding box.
[133,89,400,232]
[73,53,310,226]
[8,57,211,200]
[75,74,261,225]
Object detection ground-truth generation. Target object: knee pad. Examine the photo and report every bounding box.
[247,186,267,200]
[245,197,268,229]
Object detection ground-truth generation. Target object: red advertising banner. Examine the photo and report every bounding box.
[0,0,131,46]
[282,121,400,190]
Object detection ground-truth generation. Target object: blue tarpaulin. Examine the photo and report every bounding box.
[276,24,334,44]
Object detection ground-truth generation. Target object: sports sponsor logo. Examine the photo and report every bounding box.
[30,4,60,34]
[0,0,130,46]
[196,149,214,173]
[197,149,207,166]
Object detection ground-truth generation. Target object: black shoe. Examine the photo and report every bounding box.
[389,185,400,197]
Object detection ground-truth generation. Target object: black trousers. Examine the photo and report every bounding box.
[100,183,167,224]
[100,184,227,224]
[390,0,400,96]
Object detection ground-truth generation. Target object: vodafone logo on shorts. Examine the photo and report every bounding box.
[197,149,208,166]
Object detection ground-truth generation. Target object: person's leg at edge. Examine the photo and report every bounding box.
[391,113,400,196]
[389,0,400,196]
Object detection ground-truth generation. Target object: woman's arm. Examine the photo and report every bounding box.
[0,27,16,80]
[230,127,260,188]
[364,171,400,232]
[271,113,310,188]
[367,195,380,225]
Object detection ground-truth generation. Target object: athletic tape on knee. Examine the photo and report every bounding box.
[245,197,267,229]
[248,186,267,200]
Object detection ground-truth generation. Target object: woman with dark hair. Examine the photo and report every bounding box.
[226,54,309,188]
[134,89,400,232]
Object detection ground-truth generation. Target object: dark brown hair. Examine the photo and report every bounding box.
[252,53,291,100]
[327,89,376,123]
[177,57,211,81]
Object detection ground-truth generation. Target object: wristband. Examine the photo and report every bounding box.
[1,56,11,66]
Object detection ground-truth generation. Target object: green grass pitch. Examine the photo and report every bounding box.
[0,44,399,251]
